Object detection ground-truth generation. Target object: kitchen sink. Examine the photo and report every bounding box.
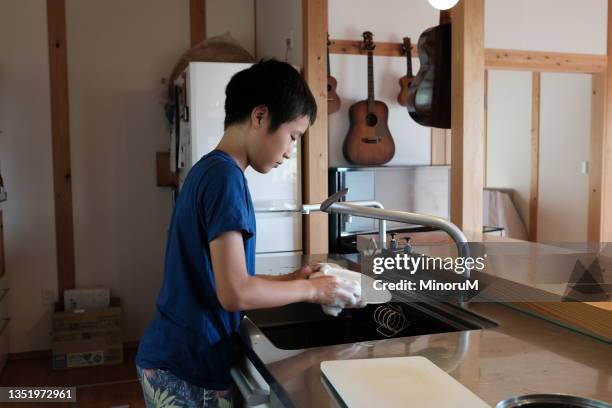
[246,301,497,350]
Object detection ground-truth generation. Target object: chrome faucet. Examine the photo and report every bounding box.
[302,199,388,249]
[319,188,472,279]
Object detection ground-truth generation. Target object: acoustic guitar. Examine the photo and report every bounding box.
[407,11,452,129]
[343,31,395,166]
[327,34,341,114]
[396,37,414,107]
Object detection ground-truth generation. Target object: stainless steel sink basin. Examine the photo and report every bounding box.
[246,301,497,350]
[496,394,612,408]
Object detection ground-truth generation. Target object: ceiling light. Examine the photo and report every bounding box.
[428,0,459,10]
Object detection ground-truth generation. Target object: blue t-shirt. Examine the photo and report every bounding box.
[136,149,256,390]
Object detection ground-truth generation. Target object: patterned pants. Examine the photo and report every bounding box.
[136,365,233,408]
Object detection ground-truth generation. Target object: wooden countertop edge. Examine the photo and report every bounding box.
[584,301,612,312]
[508,301,612,342]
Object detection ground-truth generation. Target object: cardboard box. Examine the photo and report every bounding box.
[51,297,123,369]
[64,287,110,311]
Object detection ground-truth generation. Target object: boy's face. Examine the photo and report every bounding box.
[248,108,309,174]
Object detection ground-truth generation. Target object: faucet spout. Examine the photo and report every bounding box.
[324,201,472,307]
[325,202,471,273]
[302,195,387,249]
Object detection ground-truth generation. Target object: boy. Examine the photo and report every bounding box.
[136,60,359,407]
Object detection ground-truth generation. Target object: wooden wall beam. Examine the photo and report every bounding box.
[328,39,416,57]
[529,72,541,242]
[588,73,606,242]
[47,0,75,301]
[190,0,206,46]
[449,0,485,237]
[302,0,328,254]
[329,39,607,74]
[486,48,607,73]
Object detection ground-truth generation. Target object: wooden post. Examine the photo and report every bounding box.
[588,73,606,242]
[302,0,329,254]
[190,0,206,46]
[449,0,485,238]
[529,72,541,242]
[431,128,447,165]
[253,0,258,57]
[484,69,488,186]
[431,128,451,165]
[47,0,75,300]
[601,0,612,241]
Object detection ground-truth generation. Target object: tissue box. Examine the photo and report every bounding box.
[51,297,122,369]
[63,288,110,311]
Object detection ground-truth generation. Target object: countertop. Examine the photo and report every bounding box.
[242,254,612,408]
[394,236,612,298]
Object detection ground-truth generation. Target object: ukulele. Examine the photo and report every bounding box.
[407,11,452,128]
[327,34,341,114]
[343,31,395,166]
[396,37,414,107]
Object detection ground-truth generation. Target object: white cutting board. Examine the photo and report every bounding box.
[321,357,490,408]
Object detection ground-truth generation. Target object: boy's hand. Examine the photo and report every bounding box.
[287,263,320,280]
[307,276,359,306]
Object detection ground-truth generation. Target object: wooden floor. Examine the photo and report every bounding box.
[0,347,145,407]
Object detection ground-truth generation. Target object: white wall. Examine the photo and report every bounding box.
[255,0,302,66]
[65,0,189,346]
[207,0,255,56]
[486,70,532,226]
[328,0,438,167]
[485,0,607,54]
[538,73,591,242]
[0,0,59,353]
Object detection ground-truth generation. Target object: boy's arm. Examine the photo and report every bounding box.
[258,264,318,281]
[210,231,357,311]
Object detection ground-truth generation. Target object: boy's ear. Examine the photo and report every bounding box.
[251,105,268,127]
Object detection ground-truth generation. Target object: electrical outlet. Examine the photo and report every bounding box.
[581,161,589,175]
[41,288,56,306]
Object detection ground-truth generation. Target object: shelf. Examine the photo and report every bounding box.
[330,164,450,172]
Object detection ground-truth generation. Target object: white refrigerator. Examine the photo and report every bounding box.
[172,62,303,256]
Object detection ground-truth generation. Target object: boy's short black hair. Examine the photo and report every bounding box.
[224,59,317,131]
